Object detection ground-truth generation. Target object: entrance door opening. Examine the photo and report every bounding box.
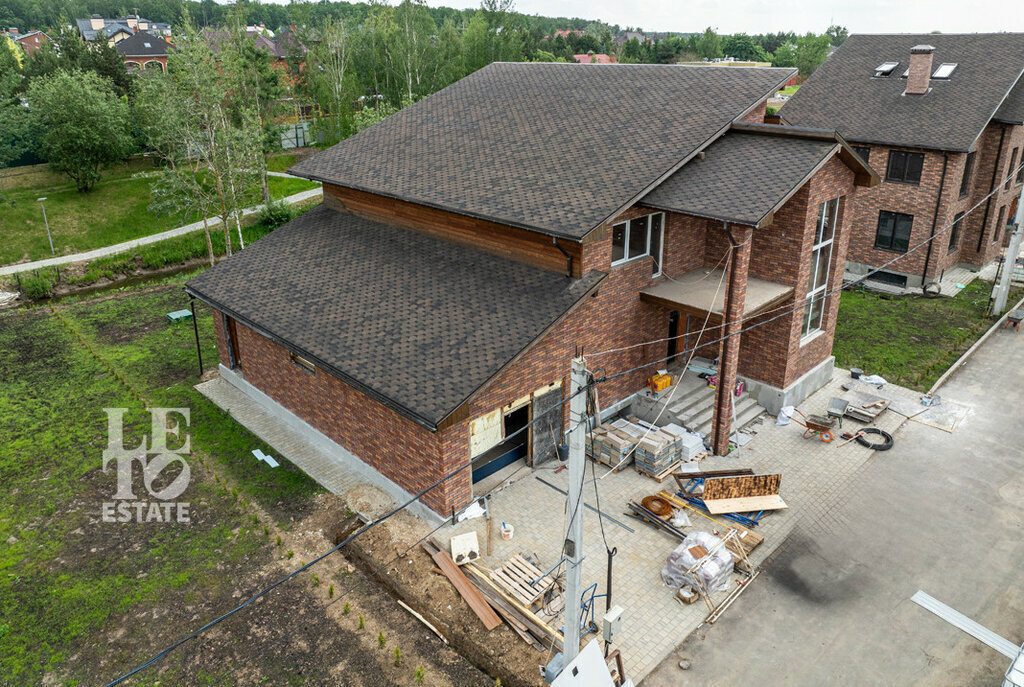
[471,405,530,484]
[667,310,680,362]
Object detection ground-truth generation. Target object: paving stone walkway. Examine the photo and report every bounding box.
[196,376,364,497]
[0,187,322,277]
[444,368,917,683]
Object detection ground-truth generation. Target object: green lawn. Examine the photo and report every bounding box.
[0,278,323,683]
[779,84,800,96]
[267,153,297,173]
[833,279,1020,390]
[1,167,319,266]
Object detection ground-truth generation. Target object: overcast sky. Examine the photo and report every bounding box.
[393,0,1022,35]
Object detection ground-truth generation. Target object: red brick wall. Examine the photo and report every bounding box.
[740,100,768,124]
[845,120,1024,281]
[221,317,463,515]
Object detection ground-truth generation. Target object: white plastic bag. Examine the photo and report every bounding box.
[861,374,887,387]
[670,510,691,528]
[776,405,795,426]
[661,531,733,593]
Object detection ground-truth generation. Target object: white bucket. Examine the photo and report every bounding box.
[501,523,514,540]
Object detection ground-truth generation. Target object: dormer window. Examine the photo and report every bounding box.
[932,63,957,79]
[874,61,899,77]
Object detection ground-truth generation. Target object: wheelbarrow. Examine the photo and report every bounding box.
[790,408,837,442]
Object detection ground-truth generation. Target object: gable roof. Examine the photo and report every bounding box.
[185,205,605,430]
[994,77,1024,125]
[641,123,877,227]
[114,30,172,57]
[780,33,1024,152]
[290,62,796,241]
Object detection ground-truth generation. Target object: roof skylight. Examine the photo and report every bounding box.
[874,61,899,77]
[932,63,958,79]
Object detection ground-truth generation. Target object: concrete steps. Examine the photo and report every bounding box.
[657,373,766,437]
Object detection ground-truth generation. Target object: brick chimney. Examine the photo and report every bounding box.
[906,44,935,95]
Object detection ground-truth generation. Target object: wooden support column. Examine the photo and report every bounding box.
[712,225,753,456]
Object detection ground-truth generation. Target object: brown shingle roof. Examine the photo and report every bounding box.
[642,131,834,226]
[641,123,876,226]
[185,205,604,429]
[780,33,1024,152]
[290,62,796,240]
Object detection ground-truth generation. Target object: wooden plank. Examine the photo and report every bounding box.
[704,494,788,514]
[673,467,754,485]
[465,565,564,648]
[658,490,764,551]
[491,569,535,605]
[510,554,544,577]
[423,541,502,631]
[324,184,582,277]
[702,473,781,501]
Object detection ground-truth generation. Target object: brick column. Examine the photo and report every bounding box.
[711,225,753,456]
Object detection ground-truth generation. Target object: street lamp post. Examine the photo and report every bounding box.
[37,197,54,255]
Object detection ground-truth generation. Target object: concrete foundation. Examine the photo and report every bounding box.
[217,365,444,525]
[846,259,924,289]
[741,355,835,416]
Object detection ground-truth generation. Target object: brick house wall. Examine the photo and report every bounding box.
[845,120,1024,284]
[739,100,768,124]
[211,310,462,514]
[205,153,860,516]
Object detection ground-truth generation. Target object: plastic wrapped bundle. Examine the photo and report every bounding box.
[660,531,733,594]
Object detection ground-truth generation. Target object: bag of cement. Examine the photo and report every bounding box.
[776,405,795,426]
[660,531,732,594]
[861,374,887,388]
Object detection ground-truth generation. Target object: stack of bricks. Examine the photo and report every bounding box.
[586,424,637,468]
[633,428,680,476]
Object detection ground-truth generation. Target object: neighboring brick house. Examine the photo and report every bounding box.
[186,63,876,518]
[114,31,172,72]
[6,30,51,57]
[780,34,1024,291]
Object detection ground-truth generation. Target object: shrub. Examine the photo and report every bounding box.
[22,274,54,299]
[256,200,295,230]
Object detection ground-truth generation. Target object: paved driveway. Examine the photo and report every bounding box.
[645,327,1024,686]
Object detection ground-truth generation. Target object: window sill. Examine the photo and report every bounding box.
[873,246,909,254]
[611,255,650,269]
[884,178,922,186]
[800,329,826,348]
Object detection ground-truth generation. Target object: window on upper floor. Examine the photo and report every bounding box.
[875,210,913,252]
[611,212,665,276]
[959,151,975,198]
[948,212,964,252]
[932,63,958,79]
[803,198,839,340]
[886,150,924,184]
[1007,148,1019,191]
[852,146,871,164]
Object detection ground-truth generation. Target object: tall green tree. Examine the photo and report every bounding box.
[27,69,134,191]
[390,0,439,102]
[696,27,723,60]
[826,25,849,47]
[0,37,31,168]
[794,32,831,75]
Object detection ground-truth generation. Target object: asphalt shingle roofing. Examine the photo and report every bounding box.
[995,79,1024,125]
[114,30,171,56]
[780,33,1024,152]
[186,205,605,429]
[641,129,840,226]
[290,62,796,240]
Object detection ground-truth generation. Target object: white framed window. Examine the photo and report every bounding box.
[611,212,665,276]
[802,198,839,340]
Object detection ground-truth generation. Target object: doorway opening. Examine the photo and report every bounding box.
[471,404,530,484]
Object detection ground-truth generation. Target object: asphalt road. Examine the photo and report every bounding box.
[645,325,1024,686]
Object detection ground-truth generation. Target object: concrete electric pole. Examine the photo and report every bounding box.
[993,199,1024,316]
[563,355,588,667]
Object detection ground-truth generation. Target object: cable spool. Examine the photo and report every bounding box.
[641,495,673,518]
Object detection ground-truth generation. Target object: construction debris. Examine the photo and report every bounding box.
[422,538,502,631]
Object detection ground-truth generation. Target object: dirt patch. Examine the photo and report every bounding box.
[344,516,551,687]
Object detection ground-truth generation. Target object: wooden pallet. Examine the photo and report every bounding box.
[489,554,556,607]
[635,459,682,482]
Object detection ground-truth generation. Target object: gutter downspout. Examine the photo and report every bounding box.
[921,153,949,292]
[976,125,1007,253]
[553,237,573,278]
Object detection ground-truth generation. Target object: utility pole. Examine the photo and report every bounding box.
[563,355,588,668]
[993,199,1024,315]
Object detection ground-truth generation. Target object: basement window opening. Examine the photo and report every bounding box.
[291,353,316,374]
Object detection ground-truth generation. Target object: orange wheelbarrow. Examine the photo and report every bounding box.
[790,408,836,442]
